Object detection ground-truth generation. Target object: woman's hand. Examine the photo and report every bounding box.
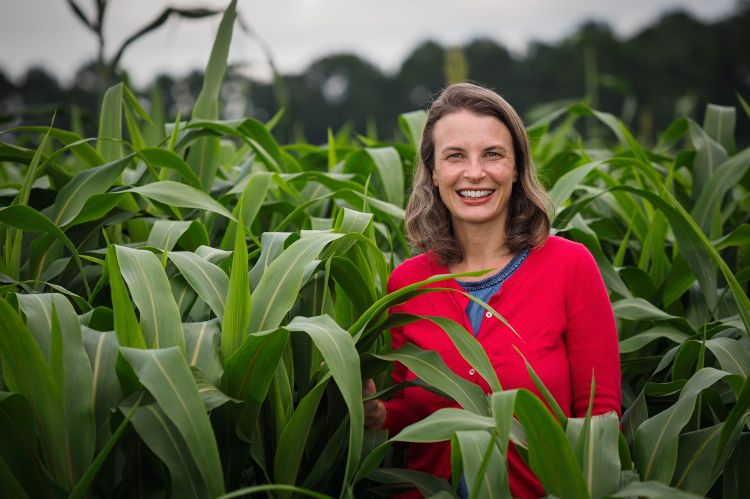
[363,378,386,429]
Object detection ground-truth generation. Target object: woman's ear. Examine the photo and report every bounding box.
[432,168,438,186]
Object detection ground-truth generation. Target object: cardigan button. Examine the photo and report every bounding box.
[469,369,475,375]
[485,311,492,319]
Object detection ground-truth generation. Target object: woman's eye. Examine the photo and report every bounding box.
[487,151,500,157]
[448,152,462,159]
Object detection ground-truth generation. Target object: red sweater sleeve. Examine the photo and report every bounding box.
[382,324,417,435]
[381,269,419,435]
[564,245,622,417]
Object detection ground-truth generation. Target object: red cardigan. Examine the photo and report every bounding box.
[383,236,621,498]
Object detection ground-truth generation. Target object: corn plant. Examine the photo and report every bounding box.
[0,1,748,498]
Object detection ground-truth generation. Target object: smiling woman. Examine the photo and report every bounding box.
[405,83,551,268]
[363,82,622,499]
[431,110,517,242]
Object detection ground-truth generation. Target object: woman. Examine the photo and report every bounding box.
[363,82,621,498]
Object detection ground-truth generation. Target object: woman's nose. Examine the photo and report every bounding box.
[463,156,485,180]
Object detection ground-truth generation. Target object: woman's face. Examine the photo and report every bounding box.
[431,110,517,232]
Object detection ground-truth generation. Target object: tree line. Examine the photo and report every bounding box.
[1,4,748,146]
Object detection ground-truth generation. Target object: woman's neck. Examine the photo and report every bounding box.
[449,220,513,279]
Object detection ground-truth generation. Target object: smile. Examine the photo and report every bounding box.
[457,189,494,198]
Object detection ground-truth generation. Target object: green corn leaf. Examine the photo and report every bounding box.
[366,147,404,207]
[489,391,520,458]
[221,214,250,360]
[635,367,730,483]
[348,269,496,340]
[238,171,276,227]
[16,294,54,359]
[367,468,455,497]
[691,145,750,238]
[4,122,51,280]
[147,220,193,251]
[124,181,235,221]
[618,185,750,332]
[249,232,297,288]
[352,440,392,487]
[24,294,95,483]
[192,368,236,411]
[672,423,723,495]
[512,389,590,499]
[0,299,68,487]
[51,154,133,226]
[705,338,750,378]
[115,246,185,352]
[712,374,750,478]
[566,412,621,498]
[512,346,569,427]
[0,457,31,499]
[249,232,342,333]
[183,321,222,386]
[618,326,690,353]
[723,432,750,498]
[612,297,677,322]
[0,205,90,297]
[284,315,363,486]
[138,147,202,190]
[419,315,502,392]
[222,328,289,403]
[10,125,105,166]
[392,408,494,444]
[688,119,728,201]
[68,397,140,499]
[273,377,329,490]
[106,245,147,349]
[328,256,376,314]
[236,118,288,171]
[169,251,229,321]
[192,1,235,120]
[188,0,236,188]
[714,223,750,250]
[123,399,208,499]
[66,192,127,227]
[123,104,146,151]
[81,328,123,433]
[611,480,704,498]
[217,484,333,499]
[376,343,489,416]
[98,83,123,162]
[184,119,286,172]
[548,161,599,210]
[398,110,426,147]
[221,327,290,444]
[0,392,62,499]
[703,104,736,153]
[120,347,225,497]
[453,430,509,499]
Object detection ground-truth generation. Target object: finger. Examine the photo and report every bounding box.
[363,378,376,396]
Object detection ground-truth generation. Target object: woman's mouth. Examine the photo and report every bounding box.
[457,189,494,199]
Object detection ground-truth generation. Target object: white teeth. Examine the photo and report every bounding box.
[458,190,493,198]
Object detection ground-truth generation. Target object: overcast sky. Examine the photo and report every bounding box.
[0,0,739,87]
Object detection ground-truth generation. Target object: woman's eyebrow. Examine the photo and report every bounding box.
[440,145,466,153]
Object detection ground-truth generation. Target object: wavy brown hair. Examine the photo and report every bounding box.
[405,82,551,265]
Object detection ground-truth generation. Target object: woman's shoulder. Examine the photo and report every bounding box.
[387,252,442,293]
[532,235,595,266]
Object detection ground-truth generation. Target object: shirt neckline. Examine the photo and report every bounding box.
[455,247,530,291]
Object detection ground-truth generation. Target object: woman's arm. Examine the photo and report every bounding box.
[564,244,622,417]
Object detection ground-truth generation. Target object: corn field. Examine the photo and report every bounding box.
[1,2,748,498]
